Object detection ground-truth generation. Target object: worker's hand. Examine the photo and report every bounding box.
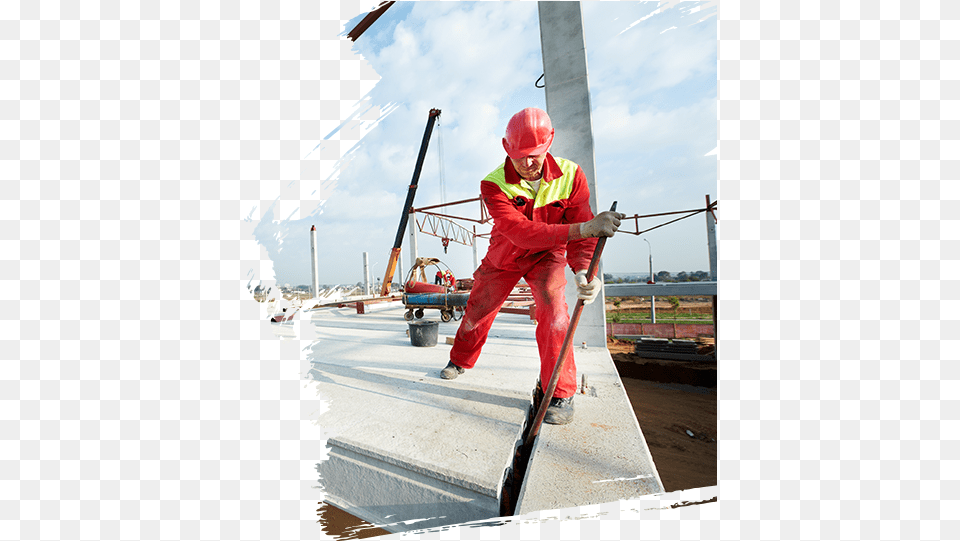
[579,211,627,238]
[574,270,602,305]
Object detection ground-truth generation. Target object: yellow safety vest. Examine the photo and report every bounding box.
[482,157,579,209]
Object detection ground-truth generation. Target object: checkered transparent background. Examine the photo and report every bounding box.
[2,0,955,540]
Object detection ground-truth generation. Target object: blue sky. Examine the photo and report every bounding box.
[262,1,716,287]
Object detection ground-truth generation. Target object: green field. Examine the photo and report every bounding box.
[606,312,713,325]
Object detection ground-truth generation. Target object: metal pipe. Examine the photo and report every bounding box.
[412,196,483,213]
[415,209,488,224]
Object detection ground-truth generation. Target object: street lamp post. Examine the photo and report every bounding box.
[643,238,656,324]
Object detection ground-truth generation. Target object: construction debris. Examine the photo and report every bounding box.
[634,337,714,362]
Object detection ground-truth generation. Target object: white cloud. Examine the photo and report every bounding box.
[367,2,541,109]
[293,1,718,283]
[592,98,717,156]
[585,1,716,104]
[319,188,402,222]
[579,1,716,273]
[312,2,549,280]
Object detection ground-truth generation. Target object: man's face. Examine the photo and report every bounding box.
[510,153,547,181]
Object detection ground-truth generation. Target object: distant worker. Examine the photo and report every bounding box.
[444,270,455,289]
[439,107,625,425]
[435,270,443,285]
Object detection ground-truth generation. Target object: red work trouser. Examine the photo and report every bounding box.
[449,251,577,398]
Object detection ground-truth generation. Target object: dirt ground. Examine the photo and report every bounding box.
[319,298,716,539]
[605,295,717,494]
[607,338,717,493]
[317,503,390,540]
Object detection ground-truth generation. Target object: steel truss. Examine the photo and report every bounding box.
[411,196,492,251]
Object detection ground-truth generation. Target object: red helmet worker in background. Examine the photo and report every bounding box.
[439,107,626,425]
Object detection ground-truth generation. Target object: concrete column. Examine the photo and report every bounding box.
[706,195,717,281]
[706,194,717,346]
[472,226,479,271]
[538,1,606,347]
[408,213,419,270]
[363,252,370,296]
[310,225,320,299]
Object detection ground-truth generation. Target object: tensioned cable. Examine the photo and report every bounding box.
[619,202,718,236]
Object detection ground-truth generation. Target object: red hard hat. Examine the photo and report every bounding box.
[502,107,554,160]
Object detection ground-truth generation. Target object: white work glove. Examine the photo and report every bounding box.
[579,211,627,238]
[574,270,602,305]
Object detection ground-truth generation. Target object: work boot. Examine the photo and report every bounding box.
[440,361,465,380]
[543,395,575,425]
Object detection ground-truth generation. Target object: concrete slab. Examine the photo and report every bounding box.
[305,302,542,532]
[515,348,666,515]
[302,301,665,532]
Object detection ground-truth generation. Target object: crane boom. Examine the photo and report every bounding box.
[381,108,441,296]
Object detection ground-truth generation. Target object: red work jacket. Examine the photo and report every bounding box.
[480,153,598,273]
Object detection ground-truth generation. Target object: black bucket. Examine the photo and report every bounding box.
[408,320,439,347]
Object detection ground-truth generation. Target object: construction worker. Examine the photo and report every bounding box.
[439,107,626,425]
[435,270,443,285]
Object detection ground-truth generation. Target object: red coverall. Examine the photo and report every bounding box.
[448,153,598,398]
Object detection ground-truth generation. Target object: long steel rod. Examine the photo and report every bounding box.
[621,201,718,234]
[417,210,487,224]
[626,202,717,221]
[624,209,703,236]
[524,201,617,448]
[412,196,483,213]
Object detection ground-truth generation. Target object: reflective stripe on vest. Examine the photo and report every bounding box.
[483,158,578,209]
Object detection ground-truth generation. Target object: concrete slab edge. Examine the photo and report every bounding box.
[320,445,501,534]
[512,350,667,514]
[330,436,508,499]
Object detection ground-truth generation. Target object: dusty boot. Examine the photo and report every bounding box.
[440,361,465,380]
[543,395,575,425]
